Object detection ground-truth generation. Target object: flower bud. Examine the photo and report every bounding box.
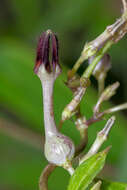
[34,30,61,81]
[99,81,120,102]
[94,82,120,114]
[80,116,115,164]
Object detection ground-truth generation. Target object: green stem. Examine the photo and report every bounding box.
[82,41,113,79]
[68,56,84,79]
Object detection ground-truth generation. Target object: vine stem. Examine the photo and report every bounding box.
[122,0,127,12]
[82,41,112,79]
[68,3,127,79]
[39,164,56,190]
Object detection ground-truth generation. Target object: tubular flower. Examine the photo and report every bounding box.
[34,30,75,174]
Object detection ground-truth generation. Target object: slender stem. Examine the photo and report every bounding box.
[82,41,112,79]
[85,112,105,126]
[104,103,127,114]
[68,56,85,79]
[86,102,127,126]
[39,164,56,190]
[42,80,58,137]
[122,0,127,12]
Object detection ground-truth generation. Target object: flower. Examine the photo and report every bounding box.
[34,30,75,174]
[34,29,61,76]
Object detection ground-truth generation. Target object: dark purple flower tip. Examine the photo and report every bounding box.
[34,30,60,74]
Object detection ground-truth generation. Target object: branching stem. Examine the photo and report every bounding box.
[80,116,115,164]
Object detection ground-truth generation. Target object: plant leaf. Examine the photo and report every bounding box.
[90,180,102,190]
[67,148,109,190]
[99,179,127,190]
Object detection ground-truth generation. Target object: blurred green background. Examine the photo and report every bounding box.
[0,0,127,189]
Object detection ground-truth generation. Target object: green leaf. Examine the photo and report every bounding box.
[67,148,109,190]
[90,180,102,190]
[98,179,127,190]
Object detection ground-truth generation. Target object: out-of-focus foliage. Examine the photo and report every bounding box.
[99,179,127,190]
[0,0,127,190]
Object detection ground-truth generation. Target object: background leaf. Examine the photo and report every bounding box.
[99,179,127,190]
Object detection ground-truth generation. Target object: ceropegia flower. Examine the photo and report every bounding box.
[34,30,75,175]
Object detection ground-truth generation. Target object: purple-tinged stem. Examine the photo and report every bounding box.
[41,79,58,137]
